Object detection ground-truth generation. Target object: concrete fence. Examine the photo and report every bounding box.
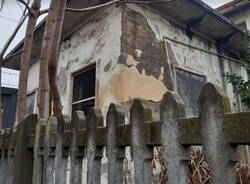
[0,83,249,184]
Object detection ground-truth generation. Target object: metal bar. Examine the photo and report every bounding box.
[72,96,95,105]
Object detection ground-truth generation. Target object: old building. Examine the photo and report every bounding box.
[217,0,250,32]
[3,0,248,121]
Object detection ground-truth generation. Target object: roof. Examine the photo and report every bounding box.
[3,0,247,70]
[216,0,250,16]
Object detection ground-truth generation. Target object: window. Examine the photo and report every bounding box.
[72,65,96,116]
[176,68,206,117]
[1,87,17,128]
[26,92,36,115]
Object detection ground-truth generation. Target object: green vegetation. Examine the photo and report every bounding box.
[224,32,250,108]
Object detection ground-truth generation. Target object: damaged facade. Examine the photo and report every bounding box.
[3,0,248,121]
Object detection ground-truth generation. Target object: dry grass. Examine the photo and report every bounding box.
[153,147,250,184]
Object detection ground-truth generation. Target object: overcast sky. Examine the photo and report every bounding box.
[0,0,232,88]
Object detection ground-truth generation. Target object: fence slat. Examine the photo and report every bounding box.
[130,99,154,184]
[107,104,126,184]
[199,83,237,184]
[87,108,104,184]
[43,117,57,184]
[14,114,38,184]
[160,92,189,184]
[70,111,86,184]
[55,115,70,184]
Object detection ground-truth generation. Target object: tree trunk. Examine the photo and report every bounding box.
[37,0,60,119]
[17,0,41,122]
[48,0,67,117]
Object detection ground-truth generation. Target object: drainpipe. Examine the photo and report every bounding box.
[163,37,176,92]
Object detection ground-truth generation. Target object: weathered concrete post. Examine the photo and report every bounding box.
[106,104,125,184]
[32,120,45,184]
[14,114,38,184]
[87,108,103,184]
[7,128,16,184]
[55,115,70,184]
[70,111,86,184]
[130,99,154,184]
[199,83,237,184]
[0,129,5,184]
[2,128,11,184]
[160,91,189,184]
[43,116,57,184]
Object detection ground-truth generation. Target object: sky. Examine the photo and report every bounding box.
[0,0,232,88]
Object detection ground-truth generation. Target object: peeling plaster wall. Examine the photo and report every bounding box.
[26,4,247,119]
[121,4,247,113]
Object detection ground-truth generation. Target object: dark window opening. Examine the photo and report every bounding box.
[26,92,36,115]
[176,68,206,117]
[2,87,17,128]
[72,65,96,116]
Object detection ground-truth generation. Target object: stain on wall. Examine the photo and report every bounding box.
[120,5,174,90]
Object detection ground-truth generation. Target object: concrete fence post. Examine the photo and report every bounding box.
[199,83,237,184]
[14,114,38,184]
[55,115,70,184]
[70,111,86,184]
[87,108,104,184]
[130,99,154,184]
[1,129,10,184]
[7,128,16,184]
[160,91,189,184]
[32,120,45,184]
[43,116,57,184]
[0,129,5,184]
[106,104,125,184]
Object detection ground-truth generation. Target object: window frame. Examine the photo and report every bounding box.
[173,66,207,92]
[71,64,96,116]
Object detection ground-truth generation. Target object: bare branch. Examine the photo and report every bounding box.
[65,0,176,12]
[0,0,5,11]
[17,0,32,15]
[39,8,49,16]
[1,13,28,56]
[23,0,30,15]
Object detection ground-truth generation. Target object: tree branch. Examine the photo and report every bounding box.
[39,8,49,16]
[65,0,175,12]
[17,0,32,15]
[1,13,28,56]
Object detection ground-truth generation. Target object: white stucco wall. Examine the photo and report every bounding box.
[27,5,122,116]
